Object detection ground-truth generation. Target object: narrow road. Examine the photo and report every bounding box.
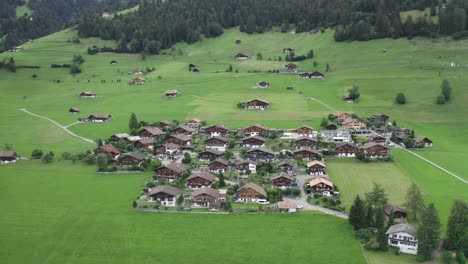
[308,97,338,112]
[19,108,95,144]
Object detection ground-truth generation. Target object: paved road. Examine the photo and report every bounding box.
[308,97,338,112]
[20,108,95,144]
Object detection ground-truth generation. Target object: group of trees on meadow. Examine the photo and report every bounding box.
[395,79,453,106]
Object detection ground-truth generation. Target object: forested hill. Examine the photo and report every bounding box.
[76,0,468,54]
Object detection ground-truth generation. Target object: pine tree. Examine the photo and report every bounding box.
[387,211,395,229]
[365,183,388,209]
[375,207,388,251]
[444,200,468,253]
[402,181,425,220]
[320,117,328,128]
[365,205,374,228]
[441,79,452,101]
[417,203,442,261]
[349,195,366,230]
[129,112,139,130]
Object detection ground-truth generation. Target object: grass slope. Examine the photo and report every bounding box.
[0,161,365,264]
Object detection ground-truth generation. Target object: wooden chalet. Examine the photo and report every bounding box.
[132,77,146,85]
[208,158,230,173]
[306,160,326,176]
[88,114,112,122]
[255,81,270,89]
[173,125,195,135]
[334,112,352,122]
[205,136,229,151]
[245,99,270,110]
[111,133,129,142]
[236,182,267,203]
[146,185,180,207]
[205,125,230,137]
[294,137,317,149]
[271,173,295,188]
[153,163,189,181]
[235,159,257,174]
[235,53,249,60]
[135,138,154,150]
[335,142,356,157]
[370,113,390,125]
[165,134,192,146]
[242,124,269,137]
[198,149,224,161]
[247,148,275,162]
[94,144,121,159]
[117,152,146,166]
[164,90,179,97]
[308,178,334,193]
[362,143,390,159]
[415,136,433,147]
[290,125,315,138]
[157,120,174,128]
[138,127,164,140]
[0,151,18,163]
[241,136,267,148]
[186,118,201,129]
[191,187,220,208]
[132,69,143,75]
[293,149,321,160]
[369,135,387,144]
[285,63,297,71]
[276,161,294,174]
[69,107,80,115]
[186,172,217,188]
[80,91,96,98]
[154,143,180,156]
[310,71,325,79]
[384,205,408,219]
[341,118,367,130]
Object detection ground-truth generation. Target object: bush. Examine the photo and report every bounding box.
[437,95,447,105]
[31,149,43,159]
[355,228,372,242]
[391,246,400,255]
[314,200,320,205]
[395,93,406,104]
[69,64,82,74]
[365,238,380,251]
[321,197,328,203]
[330,199,337,206]
[457,252,465,264]
[132,201,138,208]
[291,188,301,196]
[313,193,320,198]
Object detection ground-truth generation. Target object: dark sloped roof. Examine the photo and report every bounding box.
[383,205,407,216]
[191,187,220,198]
[188,172,217,182]
[247,147,275,155]
[147,185,180,197]
[120,152,146,161]
[271,173,294,181]
[237,182,267,197]
[362,142,389,149]
[95,144,120,155]
[0,151,17,158]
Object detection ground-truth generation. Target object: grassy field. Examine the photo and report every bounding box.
[0,161,365,264]
[15,4,33,18]
[400,8,438,23]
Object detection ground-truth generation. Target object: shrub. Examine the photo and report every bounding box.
[321,197,328,203]
[437,95,447,105]
[314,200,320,205]
[330,199,337,206]
[132,201,137,208]
[457,252,465,264]
[391,246,400,255]
[69,64,82,74]
[292,188,301,196]
[395,93,406,104]
[313,193,320,199]
[365,238,380,251]
[31,149,43,159]
[355,228,372,242]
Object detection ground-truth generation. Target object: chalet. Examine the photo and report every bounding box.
[9,46,24,52]
[80,91,96,98]
[235,53,249,60]
[369,135,387,144]
[276,201,298,213]
[291,125,315,138]
[146,185,180,207]
[155,143,180,156]
[173,125,194,135]
[189,63,196,68]
[69,107,80,115]
[111,133,129,142]
[245,99,270,110]
[208,158,230,173]
[285,63,297,71]
[132,69,143,75]
[370,114,390,125]
[254,81,270,89]
[293,149,321,160]
[235,182,267,203]
[284,48,294,53]
[343,95,355,103]
[318,129,352,143]
[110,60,117,65]
[205,136,229,151]
[205,125,230,137]
[198,149,224,161]
[157,120,173,128]
[186,118,201,129]
[299,72,311,78]
[186,172,217,188]
[415,136,433,147]
[242,124,269,137]
[94,144,121,159]
[165,90,179,97]
[325,124,338,130]
[117,152,146,166]
[153,163,189,181]
[138,127,164,140]
[191,187,220,208]
[165,134,191,146]
[307,160,326,176]
[310,71,325,79]
[362,143,390,159]
[386,224,418,255]
[384,205,408,220]
[88,114,112,122]
[341,118,367,130]
[247,148,275,162]
[0,151,18,163]
[294,137,317,149]
[242,136,267,148]
[132,77,146,85]
[308,177,334,193]
[235,160,257,174]
[334,112,352,122]
[276,161,294,174]
[135,138,154,150]
[335,142,356,157]
[123,136,142,145]
[271,173,295,188]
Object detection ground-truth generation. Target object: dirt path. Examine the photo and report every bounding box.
[308,97,338,112]
[19,108,95,144]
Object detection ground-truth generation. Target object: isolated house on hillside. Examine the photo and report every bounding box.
[0,151,18,163]
[69,107,80,115]
[245,99,270,110]
[310,71,325,79]
[132,77,146,85]
[254,81,270,89]
[164,90,179,97]
[88,114,112,122]
[415,136,433,147]
[235,53,249,60]
[80,91,96,98]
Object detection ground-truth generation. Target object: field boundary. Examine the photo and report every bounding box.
[19,108,95,144]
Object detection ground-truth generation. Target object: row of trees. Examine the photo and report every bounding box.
[395,79,453,106]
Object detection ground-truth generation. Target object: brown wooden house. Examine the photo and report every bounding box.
[415,136,433,147]
[310,71,325,79]
[242,124,269,137]
[139,127,164,140]
[198,149,224,161]
[294,137,317,149]
[208,158,230,173]
[306,160,326,176]
[271,173,295,188]
[164,90,179,97]
[245,99,270,110]
[135,138,154,150]
[165,134,191,146]
[362,143,390,159]
[247,148,275,162]
[186,172,217,188]
[205,136,229,151]
[293,149,321,160]
[88,113,112,122]
[235,160,257,174]
[173,125,195,135]
[186,118,201,129]
[308,178,334,193]
[117,152,146,166]
[335,142,356,157]
[369,135,387,144]
[94,144,121,159]
[205,125,230,137]
[80,91,96,98]
[276,161,294,173]
[146,185,180,207]
[384,205,408,219]
[242,136,266,148]
[157,120,173,128]
[0,151,18,163]
[191,187,220,208]
[111,133,129,142]
[334,112,352,122]
[236,182,267,203]
[290,125,314,138]
[69,107,80,115]
[153,163,189,181]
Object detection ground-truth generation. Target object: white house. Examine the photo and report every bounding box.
[318,129,352,143]
[386,224,418,255]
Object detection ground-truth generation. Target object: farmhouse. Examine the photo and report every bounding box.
[157,120,173,128]
[146,185,180,207]
[299,72,311,78]
[138,127,164,140]
[173,125,195,135]
[293,149,321,160]
[361,143,390,159]
[284,48,294,53]
[69,107,80,114]
[369,135,387,144]
[236,182,267,203]
[165,90,179,97]
[242,124,269,137]
[153,163,189,181]
[271,173,295,188]
[341,118,367,130]
[186,118,201,129]
[235,159,257,174]
[191,187,220,208]
[110,60,117,65]
[123,136,142,144]
[308,177,334,193]
[290,125,315,138]
[307,160,326,175]
[254,81,270,89]
[132,69,143,75]
[80,91,96,98]
[132,77,146,85]
[0,151,18,163]
[94,144,120,159]
[276,161,294,174]
[117,152,146,166]
[205,136,229,151]
[247,148,275,162]
[155,143,181,156]
[208,158,230,173]
[370,113,390,125]
[334,112,352,122]
[294,137,317,149]
[9,46,24,52]
[335,142,356,157]
[235,53,249,60]
[319,129,352,143]
[415,136,433,147]
[242,136,267,148]
[165,134,191,146]
[285,63,297,71]
[111,133,129,142]
[245,99,270,110]
[384,205,408,220]
[310,71,325,79]
[135,138,154,150]
[88,114,112,122]
[198,149,224,161]
[386,224,418,255]
[205,125,230,137]
[186,172,217,188]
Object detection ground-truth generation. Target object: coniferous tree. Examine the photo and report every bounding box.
[444,200,468,255]
[402,181,425,220]
[129,112,139,130]
[365,183,388,209]
[349,195,366,230]
[417,203,442,261]
[375,207,388,251]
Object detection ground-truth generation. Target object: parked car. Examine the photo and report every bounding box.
[322,191,332,197]
[296,204,304,209]
[257,199,270,205]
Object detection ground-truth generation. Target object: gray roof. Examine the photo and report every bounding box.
[237,182,267,197]
[165,163,189,173]
[170,134,192,142]
[271,173,294,181]
[247,147,275,155]
[383,205,407,216]
[140,127,164,136]
[147,185,180,197]
[191,187,220,198]
[0,151,17,158]
[386,224,417,237]
[188,172,217,182]
[120,152,146,161]
[362,142,389,150]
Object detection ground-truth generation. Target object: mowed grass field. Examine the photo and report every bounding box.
[0,162,365,264]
